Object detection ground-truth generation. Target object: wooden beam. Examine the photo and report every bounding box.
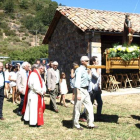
[128,34,140,38]
[110,66,139,69]
[87,65,106,69]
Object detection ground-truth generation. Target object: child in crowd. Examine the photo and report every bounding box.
[60,72,68,107]
[9,66,18,104]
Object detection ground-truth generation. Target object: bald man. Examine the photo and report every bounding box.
[73,56,98,130]
[0,62,5,120]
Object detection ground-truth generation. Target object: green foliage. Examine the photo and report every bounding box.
[39,2,58,26]
[35,2,43,11]
[0,21,8,29]
[0,30,2,36]
[0,2,3,8]
[3,0,14,13]
[0,0,4,7]
[0,0,59,56]
[19,0,28,9]
[12,36,21,42]
[7,45,48,64]
[21,0,58,34]
[4,29,16,36]
[9,13,15,19]
[0,21,16,36]
[22,36,26,40]
[31,0,36,4]
[59,3,66,6]
[21,15,46,35]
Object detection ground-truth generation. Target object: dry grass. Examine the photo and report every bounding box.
[0,93,140,140]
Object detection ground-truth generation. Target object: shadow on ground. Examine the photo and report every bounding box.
[131,115,140,121]
[6,98,13,103]
[131,115,140,129]
[13,107,20,116]
[62,120,73,128]
[62,114,119,129]
[135,124,140,129]
[94,114,119,123]
[65,99,70,103]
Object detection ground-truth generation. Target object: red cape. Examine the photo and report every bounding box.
[22,70,45,126]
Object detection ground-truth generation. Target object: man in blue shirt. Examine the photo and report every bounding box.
[73,56,98,130]
[80,56,103,121]
[0,62,5,120]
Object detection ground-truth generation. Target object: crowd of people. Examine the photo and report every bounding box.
[0,55,103,130]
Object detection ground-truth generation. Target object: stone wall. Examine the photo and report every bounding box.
[48,15,101,89]
[48,16,86,88]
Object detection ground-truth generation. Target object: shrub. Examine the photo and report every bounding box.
[0,30,3,36]
[9,13,15,19]
[19,28,26,33]
[0,2,3,8]
[4,29,16,36]
[22,37,26,40]
[13,36,20,42]
[24,33,29,36]
[19,0,28,9]
[35,2,43,11]
[0,21,9,30]
[8,45,48,64]
[3,0,14,13]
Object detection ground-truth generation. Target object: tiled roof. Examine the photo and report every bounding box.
[57,6,140,33]
[43,6,140,44]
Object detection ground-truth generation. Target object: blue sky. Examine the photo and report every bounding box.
[55,0,140,14]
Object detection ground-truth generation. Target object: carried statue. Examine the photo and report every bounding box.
[123,14,134,45]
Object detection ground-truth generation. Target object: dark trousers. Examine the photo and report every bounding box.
[18,94,24,112]
[0,88,4,118]
[55,84,60,97]
[90,90,103,115]
[49,87,58,110]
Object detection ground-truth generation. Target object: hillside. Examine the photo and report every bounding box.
[0,0,58,56]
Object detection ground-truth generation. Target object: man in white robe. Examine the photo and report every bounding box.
[24,64,46,126]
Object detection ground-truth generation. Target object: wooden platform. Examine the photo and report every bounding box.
[87,54,140,73]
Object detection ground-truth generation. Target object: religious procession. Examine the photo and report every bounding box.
[0,0,140,139]
[0,55,102,130]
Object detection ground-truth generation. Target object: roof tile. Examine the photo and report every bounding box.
[57,6,140,33]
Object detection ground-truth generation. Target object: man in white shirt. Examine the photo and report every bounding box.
[16,62,29,116]
[0,62,5,120]
[53,61,60,99]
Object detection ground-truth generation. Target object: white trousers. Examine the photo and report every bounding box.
[24,90,38,125]
[73,88,94,128]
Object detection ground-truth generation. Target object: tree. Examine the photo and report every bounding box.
[4,0,14,13]
[21,15,46,35]
[20,0,58,35]
[7,45,48,64]
[40,2,58,26]
[59,3,65,6]
[35,2,43,11]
